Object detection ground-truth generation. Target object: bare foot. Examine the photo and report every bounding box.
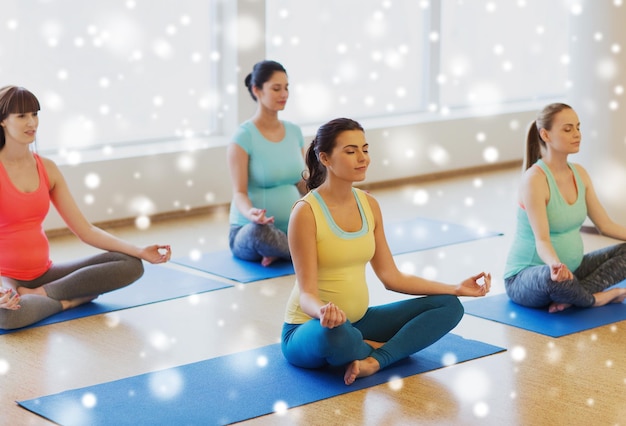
[607,292,626,305]
[344,357,380,385]
[593,288,626,307]
[261,256,278,267]
[364,339,384,349]
[548,302,572,313]
[61,295,98,310]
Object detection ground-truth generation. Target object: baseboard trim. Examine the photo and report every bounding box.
[46,160,522,239]
[359,159,522,191]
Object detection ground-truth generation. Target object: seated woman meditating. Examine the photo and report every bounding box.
[0,85,171,330]
[504,102,626,313]
[280,117,491,385]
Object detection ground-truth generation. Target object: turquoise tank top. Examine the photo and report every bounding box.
[504,159,587,278]
[228,120,305,233]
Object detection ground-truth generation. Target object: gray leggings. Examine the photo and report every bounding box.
[229,223,290,262]
[0,252,143,330]
[505,243,626,308]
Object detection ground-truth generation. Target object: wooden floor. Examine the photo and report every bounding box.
[2,166,625,426]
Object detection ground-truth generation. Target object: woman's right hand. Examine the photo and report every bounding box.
[319,302,346,329]
[248,208,275,225]
[550,263,573,282]
[0,288,21,310]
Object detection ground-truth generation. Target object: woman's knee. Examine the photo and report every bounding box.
[505,270,554,307]
[430,294,463,312]
[613,243,626,260]
[404,294,464,329]
[0,312,16,330]
[124,255,144,282]
[108,252,144,282]
[439,294,464,322]
[0,310,27,330]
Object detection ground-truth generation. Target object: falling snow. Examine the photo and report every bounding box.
[2,0,626,424]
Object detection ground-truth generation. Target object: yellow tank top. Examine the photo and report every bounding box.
[284,188,376,324]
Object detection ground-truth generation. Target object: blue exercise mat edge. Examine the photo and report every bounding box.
[463,281,626,337]
[171,249,295,283]
[385,216,503,256]
[172,217,503,283]
[17,333,505,425]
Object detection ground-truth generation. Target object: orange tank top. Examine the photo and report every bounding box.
[0,154,52,280]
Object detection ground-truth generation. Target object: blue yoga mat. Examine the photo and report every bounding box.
[173,218,502,283]
[385,217,503,256]
[172,249,295,283]
[463,281,626,337]
[0,264,232,335]
[18,333,504,425]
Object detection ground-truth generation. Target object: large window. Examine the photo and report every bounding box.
[266,1,429,124]
[1,0,220,153]
[439,0,570,110]
[1,1,572,154]
[267,0,570,123]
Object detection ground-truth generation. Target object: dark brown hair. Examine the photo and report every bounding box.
[304,118,364,190]
[244,60,287,102]
[0,86,41,149]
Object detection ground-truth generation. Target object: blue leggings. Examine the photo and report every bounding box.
[229,223,290,262]
[281,295,464,370]
[505,243,626,308]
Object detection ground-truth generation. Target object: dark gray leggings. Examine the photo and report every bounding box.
[0,252,144,330]
[505,243,626,308]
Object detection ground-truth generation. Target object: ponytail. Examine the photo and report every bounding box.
[304,140,326,190]
[523,120,542,171]
[523,102,573,171]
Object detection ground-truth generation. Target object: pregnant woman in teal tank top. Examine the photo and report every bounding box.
[227,60,306,267]
[504,103,626,312]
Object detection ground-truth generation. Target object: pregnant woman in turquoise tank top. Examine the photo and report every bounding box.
[227,60,306,267]
[504,103,626,312]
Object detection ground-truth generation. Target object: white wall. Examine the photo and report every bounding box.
[44,108,534,231]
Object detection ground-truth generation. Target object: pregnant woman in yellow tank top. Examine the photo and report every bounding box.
[281,118,491,385]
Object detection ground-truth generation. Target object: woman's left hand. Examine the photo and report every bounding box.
[140,245,172,264]
[457,272,491,297]
[249,208,275,225]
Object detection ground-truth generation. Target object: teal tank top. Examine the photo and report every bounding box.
[228,120,305,233]
[504,159,587,278]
